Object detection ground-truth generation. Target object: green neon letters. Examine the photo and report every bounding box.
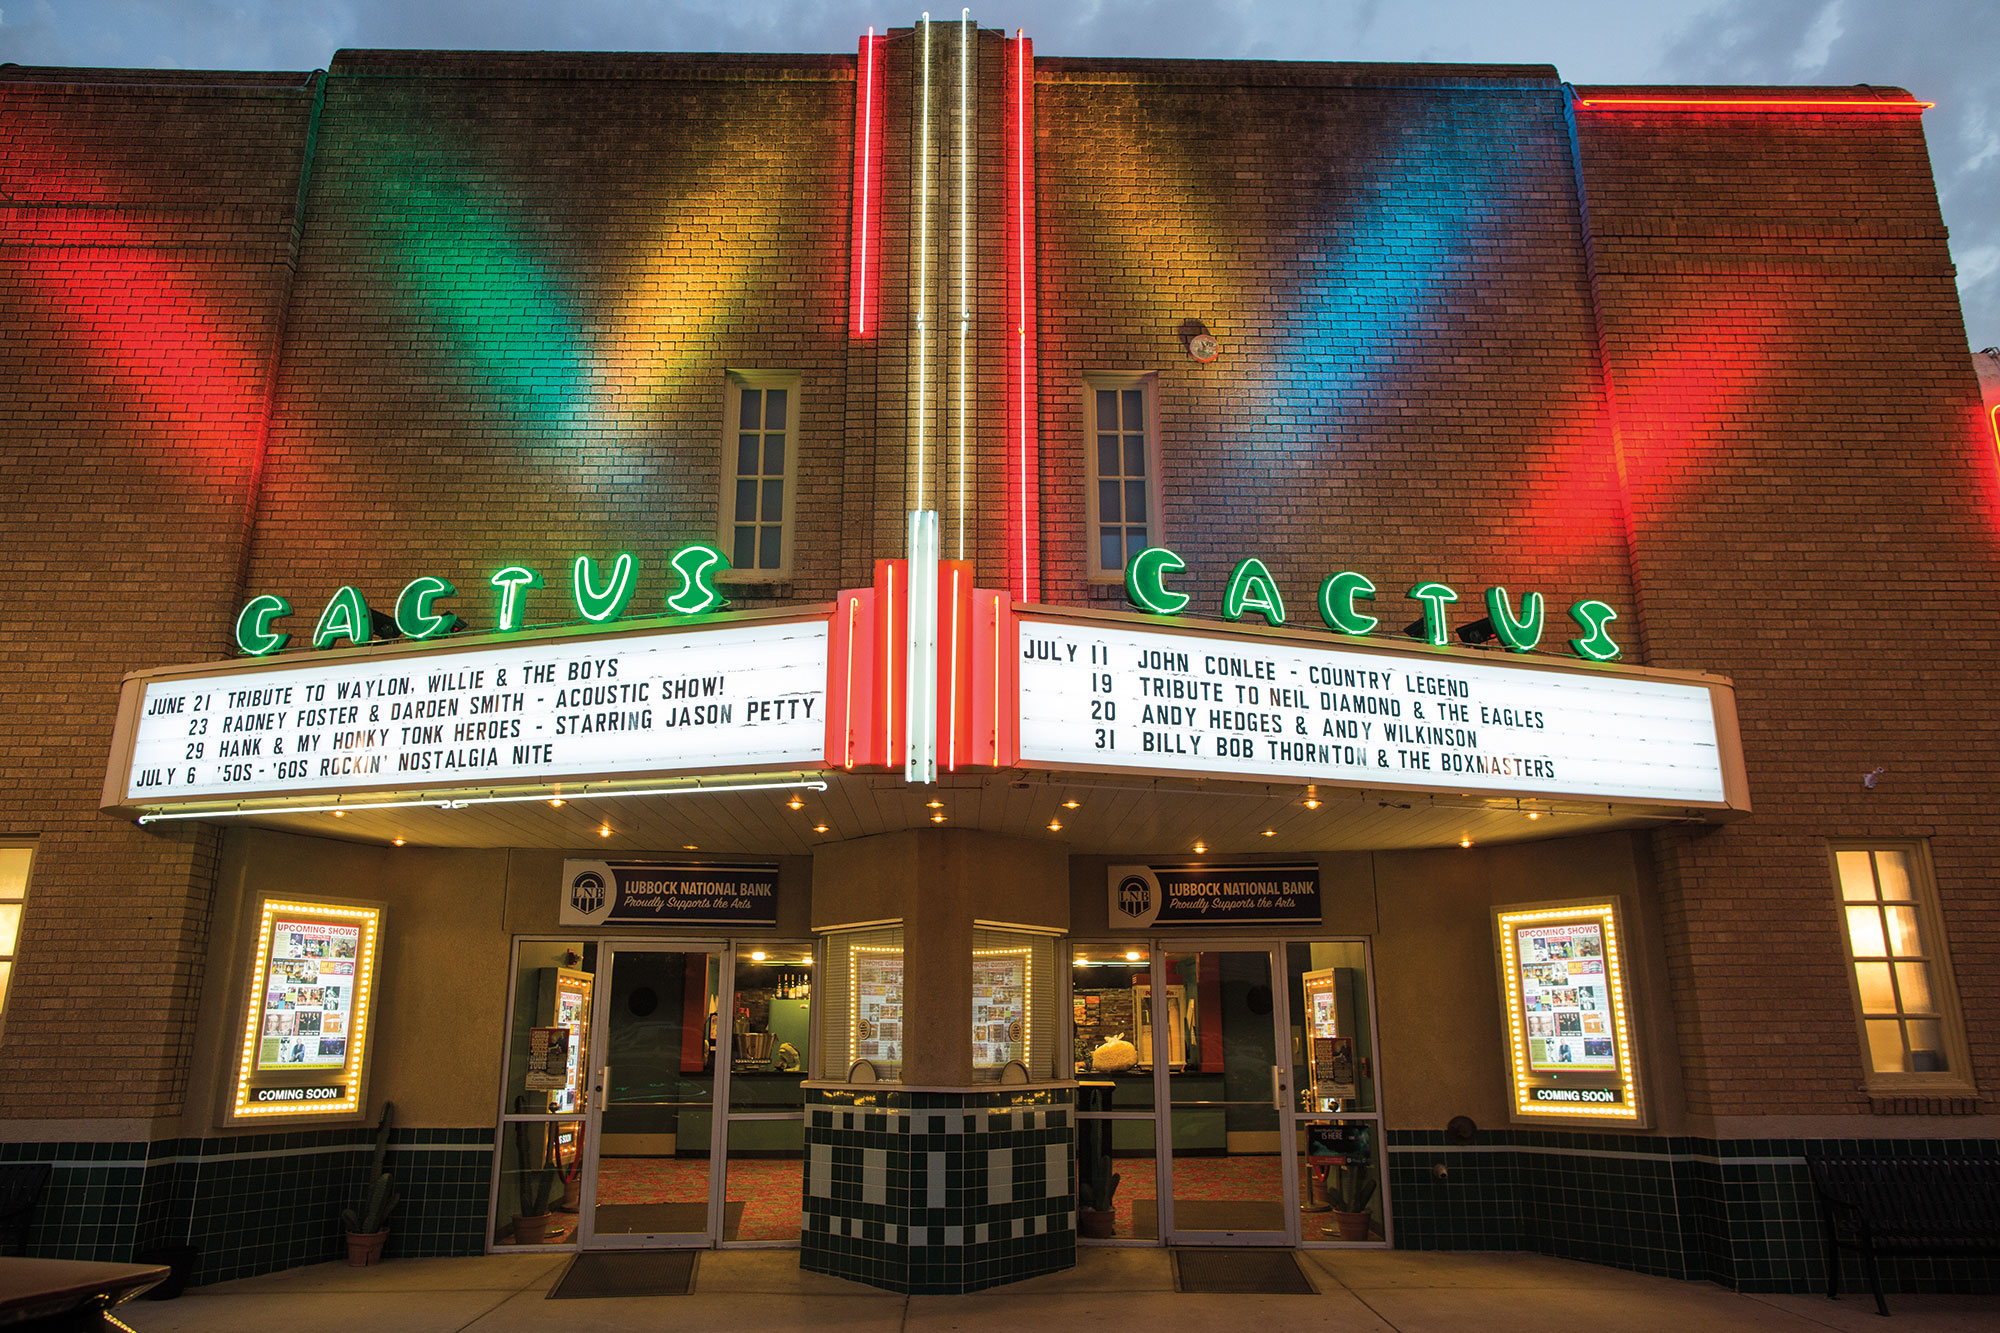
[1223,558,1287,627]
[1317,571,1377,637]
[395,577,459,641]
[573,552,638,623]
[1485,587,1545,653]
[1125,546,1191,616]
[490,566,543,633]
[235,594,291,656]
[666,544,731,616]
[1406,582,1459,647]
[313,586,373,650]
[1569,599,1621,661]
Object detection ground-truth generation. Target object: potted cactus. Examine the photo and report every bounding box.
[1323,1165,1376,1242]
[1077,1135,1122,1239]
[512,1165,561,1244]
[342,1103,399,1265]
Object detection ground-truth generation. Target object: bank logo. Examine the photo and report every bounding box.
[1108,864,1162,929]
[569,871,606,914]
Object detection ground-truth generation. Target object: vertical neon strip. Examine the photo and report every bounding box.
[915,15,932,513]
[850,29,881,339]
[956,10,971,559]
[880,563,897,763]
[905,512,941,783]
[843,594,860,767]
[990,591,1003,765]
[946,565,964,772]
[1006,33,1040,602]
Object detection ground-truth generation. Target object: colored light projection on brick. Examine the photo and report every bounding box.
[0,149,275,477]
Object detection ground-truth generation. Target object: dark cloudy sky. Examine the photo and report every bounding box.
[3,1,1994,351]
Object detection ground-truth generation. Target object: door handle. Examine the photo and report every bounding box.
[597,1065,611,1099]
[1271,1064,1285,1110]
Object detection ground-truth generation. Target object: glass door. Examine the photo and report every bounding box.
[1155,945,1297,1245]
[580,943,724,1248]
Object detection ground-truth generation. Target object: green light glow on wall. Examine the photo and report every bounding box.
[573,553,638,623]
[312,587,373,650]
[1406,581,1459,647]
[394,577,459,640]
[665,544,730,615]
[1224,558,1287,627]
[1125,546,1191,615]
[489,566,543,632]
[1485,587,1545,653]
[1317,571,1377,637]
[235,595,291,656]
[1568,599,1621,661]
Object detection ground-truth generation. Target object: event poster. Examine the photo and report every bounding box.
[1516,922,1616,1071]
[257,919,361,1071]
[971,954,1027,1068]
[853,951,903,1068]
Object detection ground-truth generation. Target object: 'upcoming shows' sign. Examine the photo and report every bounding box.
[1019,617,1730,806]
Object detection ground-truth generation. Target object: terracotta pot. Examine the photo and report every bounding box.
[345,1229,388,1266]
[512,1214,552,1245]
[1078,1208,1117,1239]
[1325,1209,1372,1242]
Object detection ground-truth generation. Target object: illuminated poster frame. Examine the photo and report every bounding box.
[226,895,384,1125]
[1492,899,1645,1125]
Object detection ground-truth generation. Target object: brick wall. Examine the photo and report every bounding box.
[1575,91,1999,1116]
[0,70,317,1117]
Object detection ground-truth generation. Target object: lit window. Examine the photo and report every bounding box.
[1829,842,1972,1088]
[720,371,798,579]
[0,844,32,1026]
[1084,372,1161,579]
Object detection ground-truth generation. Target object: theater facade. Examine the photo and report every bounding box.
[2,20,1995,1297]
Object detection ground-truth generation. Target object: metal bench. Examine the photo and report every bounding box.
[1807,1154,2000,1316]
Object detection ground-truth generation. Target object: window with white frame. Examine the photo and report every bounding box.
[720,371,799,579]
[1828,841,1972,1089]
[0,843,32,1027]
[1084,373,1162,579]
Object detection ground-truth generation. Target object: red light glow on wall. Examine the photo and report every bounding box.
[1005,32,1041,602]
[850,28,887,339]
[1574,96,1932,115]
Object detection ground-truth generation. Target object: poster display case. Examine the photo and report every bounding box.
[525,966,592,1114]
[226,895,384,1124]
[1301,967,1358,1111]
[1493,899,1645,1124]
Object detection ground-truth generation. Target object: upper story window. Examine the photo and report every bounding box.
[720,371,799,580]
[0,843,33,1029]
[1828,841,1973,1090]
[1084,372,1162,580]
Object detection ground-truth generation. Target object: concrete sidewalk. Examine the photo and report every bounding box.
[114,1248,2000,1332]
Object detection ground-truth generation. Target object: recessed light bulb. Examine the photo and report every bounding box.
[1193,841,1207,854]
[549,797,565,808]
[931,812,947,823]
[1303,797,1322,810]
[599,825,612,838]
[682,844,698,851]
[392,838,405,847]
[1526,811,1542,820]
[1062,799,1080,809]
[1459,836,1473,848]
[1047,819,1063,832]
[813,824,829,834]
[750,951,766,961]
[787,795,804,810]
[332,810,345,818]
[1261,829,1275,837]
[926,799,943,809]
[1124,951,1142,962]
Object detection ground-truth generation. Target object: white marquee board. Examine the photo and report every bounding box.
[115,618,829,807]
[1016,617,1730,806]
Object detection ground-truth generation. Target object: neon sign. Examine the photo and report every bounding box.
[236,545,733,656]
[1127,547,1622,662]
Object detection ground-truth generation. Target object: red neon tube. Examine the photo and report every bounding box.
[850,30,886,339]
[1006,32,1041,602]
[1574,95,1932,114]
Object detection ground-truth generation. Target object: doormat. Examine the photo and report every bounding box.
[1171,1248,1316,1295]
[548,1251,696,1299]
[1135,1199,1290,1234]
[590,1200,745,1239]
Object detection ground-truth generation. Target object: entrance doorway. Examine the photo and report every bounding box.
[1071,938,1386,1247]
[491,937,816,1252]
